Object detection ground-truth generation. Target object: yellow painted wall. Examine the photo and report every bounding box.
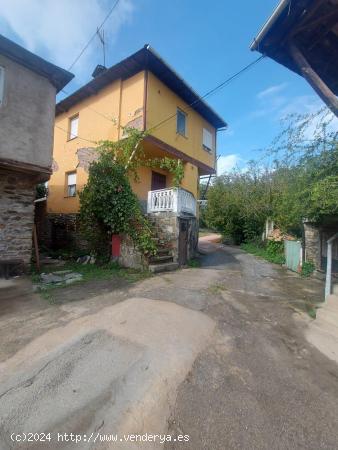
[146,72,216,172]
[48,69,215,213]
[48,72,146,213]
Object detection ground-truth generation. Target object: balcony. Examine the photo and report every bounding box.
[147,188,196,216]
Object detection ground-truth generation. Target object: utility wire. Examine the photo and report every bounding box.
[60,88,118,124]
[148,55,265,133]
[68,0,120,71]
[54,124,96,144]
[57,55,265,143]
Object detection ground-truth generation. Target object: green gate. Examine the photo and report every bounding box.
[284,240,302,272]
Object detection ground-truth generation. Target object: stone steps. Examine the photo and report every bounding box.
[149,262,179,273]
[149,255,173,264]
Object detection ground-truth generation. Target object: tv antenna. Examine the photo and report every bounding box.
[97,28,106,66]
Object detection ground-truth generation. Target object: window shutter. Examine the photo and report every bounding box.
[70,116,79,139]
[0,66,5,106]
[203,128,213,150]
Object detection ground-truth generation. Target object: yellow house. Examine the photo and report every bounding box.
[48,45,226,217]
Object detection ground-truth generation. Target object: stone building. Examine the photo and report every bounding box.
[0,34,73,273]
[304,218,338,274]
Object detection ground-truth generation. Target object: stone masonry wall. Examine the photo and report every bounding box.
[304,222,321,270]
[38,213,88,251]
[118,235,147,270]
[148,212,180,262]
[0,170,36,265]
[148,212,198,264]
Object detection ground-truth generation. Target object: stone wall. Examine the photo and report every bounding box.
[0,170,36,266]
[304,222,321,270]
[148,212,179,262]
[38,213,88,251]
[148,212,198,264]
[118,235,147,270]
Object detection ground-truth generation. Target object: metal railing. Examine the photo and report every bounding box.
[147,188,196,216]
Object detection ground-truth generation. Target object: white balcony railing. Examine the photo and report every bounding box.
[147,188,196,216]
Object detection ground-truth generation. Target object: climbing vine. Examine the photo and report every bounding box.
[79,127,185,261]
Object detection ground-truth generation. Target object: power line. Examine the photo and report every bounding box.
[58,54,265,144]
[54,124,96,144]
[60,87,118,124]
[148,55,265,133]
[68,0,120,71]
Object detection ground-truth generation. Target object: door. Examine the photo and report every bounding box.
[151,171,166,191]
[179,219,189,266]
[284,240,302,272]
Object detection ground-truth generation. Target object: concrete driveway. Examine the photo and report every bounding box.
[1,237,338,449]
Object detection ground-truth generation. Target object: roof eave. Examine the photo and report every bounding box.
[56,46,227,129]
[0,34,74,92]
[250,0,291,52]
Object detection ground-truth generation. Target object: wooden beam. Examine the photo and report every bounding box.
[292,10,338,38]
[289,43,338,117]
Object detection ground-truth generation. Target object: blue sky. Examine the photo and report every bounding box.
[0,0,329,174]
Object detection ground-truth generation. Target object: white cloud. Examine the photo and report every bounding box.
[0,0,134,80]
[257,83,288,100]
[217,154,243,176]
[251,83,289,119]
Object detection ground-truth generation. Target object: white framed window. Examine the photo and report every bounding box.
[0,66,5,107]
[67,172,76,197]
[176,108,186,136]
[202,128,213,151]
[68,114,79,140]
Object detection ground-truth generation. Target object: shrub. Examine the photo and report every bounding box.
[301,261,315,277]
[79,152,156,263]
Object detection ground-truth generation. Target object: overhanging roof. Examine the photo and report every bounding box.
[56,45,227,129]
[0,34,74,93]
[250,0,338,95]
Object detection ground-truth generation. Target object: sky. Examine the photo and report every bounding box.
[0,0,335,175]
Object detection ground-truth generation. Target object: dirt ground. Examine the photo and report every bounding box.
[1,238,338,449]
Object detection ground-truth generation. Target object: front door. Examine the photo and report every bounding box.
[151,171,166,191]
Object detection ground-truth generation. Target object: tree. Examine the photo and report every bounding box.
[205,107,338,242]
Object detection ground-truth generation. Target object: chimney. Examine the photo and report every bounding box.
[92,64,107,78]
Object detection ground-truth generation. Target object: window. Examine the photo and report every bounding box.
[202,128,213,151]
[176,109,186,136]
[67,172,76,197]
[0,66,5,107]
[68,114,79,140]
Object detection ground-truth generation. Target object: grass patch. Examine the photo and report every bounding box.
[32,261,151,301]
[305,301,317,319]
[187,258,201,268]
[241,241,286,265]
[208,283,226,294]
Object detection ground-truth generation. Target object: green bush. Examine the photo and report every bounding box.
[241,240,285,265]
[301,261,315,277]
[79,152,156,263]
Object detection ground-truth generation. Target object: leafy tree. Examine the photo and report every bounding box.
[205,108,338,243]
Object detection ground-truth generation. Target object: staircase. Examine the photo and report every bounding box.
[147,223,179,274]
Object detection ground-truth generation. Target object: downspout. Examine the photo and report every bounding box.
[325,232,338,300]
[117,78,123,140]
[143,69,148,132]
